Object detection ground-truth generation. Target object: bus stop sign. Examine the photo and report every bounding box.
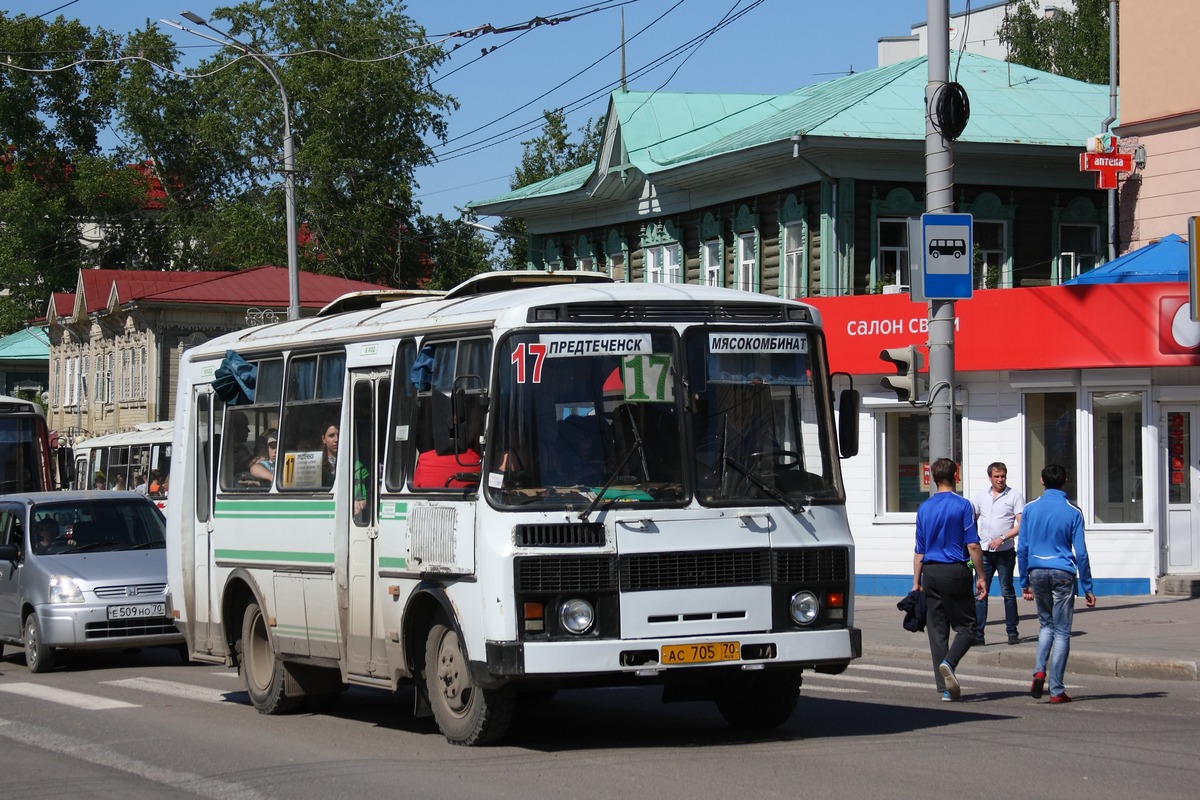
[922,212,973,300]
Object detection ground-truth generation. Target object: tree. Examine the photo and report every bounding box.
[0,13,150,331]
[499,109,605,269]
[998,0,1111,85]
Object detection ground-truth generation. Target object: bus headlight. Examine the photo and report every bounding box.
[789,591,820,625]
[49,575,85,604]
[559,598,595,635]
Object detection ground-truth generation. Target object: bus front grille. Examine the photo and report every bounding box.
[773,547,850,583]
[516,555,618,592]
[620,549,771,591]
[515,522,606,547]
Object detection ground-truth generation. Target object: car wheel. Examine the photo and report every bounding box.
[238,601,300,714]
[424,613,515,746]
[24,615,56,674]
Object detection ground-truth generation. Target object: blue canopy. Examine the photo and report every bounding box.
[1064,233,1189,285]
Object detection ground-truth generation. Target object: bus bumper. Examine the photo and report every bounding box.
[484,626,861,678]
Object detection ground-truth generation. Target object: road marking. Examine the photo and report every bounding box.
[849,663,1046,688]
[0,683,138,710]
[801,685,866,695]
[103,677,242,705]
[0,717,266,800]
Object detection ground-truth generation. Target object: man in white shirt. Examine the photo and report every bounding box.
[972,462,1025,645]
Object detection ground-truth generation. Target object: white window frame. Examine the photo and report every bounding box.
[974,220,1007,289]
[782,221,804,298]
[876,218,911,290]
[736,233,756,292]
[703,240,722,287]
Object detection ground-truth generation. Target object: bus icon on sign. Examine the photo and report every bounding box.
[929,238,966,259]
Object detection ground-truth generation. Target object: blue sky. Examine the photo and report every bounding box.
[5,1,973,222]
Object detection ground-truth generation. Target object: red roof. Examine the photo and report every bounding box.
[62,267,389,318]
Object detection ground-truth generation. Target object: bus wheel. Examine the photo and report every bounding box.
[424,614,515,746]
[714,669,800,730]
[239,602,301,715]
[23,615,56,673]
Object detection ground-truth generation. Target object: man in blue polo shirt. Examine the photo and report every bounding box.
[1018,463,1095,704]
[913,458,987,701]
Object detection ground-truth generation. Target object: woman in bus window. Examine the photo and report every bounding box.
[319,423,339,487]
[249,430,278,482]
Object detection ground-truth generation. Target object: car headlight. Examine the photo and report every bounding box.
[559,598,595,634]
[49,575,85,604]
[789,590,820,625]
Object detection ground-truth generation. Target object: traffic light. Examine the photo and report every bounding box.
[880,345,924,404]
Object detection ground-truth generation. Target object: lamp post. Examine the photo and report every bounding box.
[166,12,300,321]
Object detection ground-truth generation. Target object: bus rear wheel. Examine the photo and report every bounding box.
[714,668,801,730]
[424,614,515,746]
[239,601,301,715]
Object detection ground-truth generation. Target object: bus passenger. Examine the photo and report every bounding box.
[319,422,339,487]
[249,430,278,482]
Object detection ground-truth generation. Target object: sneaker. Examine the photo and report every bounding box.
[1030,671,1045,699]
[938,661,961,698]
[1008,633,1021,645]
[941,690,955,702]
[1049,693,1073,704]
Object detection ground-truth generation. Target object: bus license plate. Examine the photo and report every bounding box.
[661,641,740,665]
[107,603,165,620]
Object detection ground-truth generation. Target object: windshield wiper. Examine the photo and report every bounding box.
[124,541,166,550]
[579,418,647,522]
[722,455,805,515]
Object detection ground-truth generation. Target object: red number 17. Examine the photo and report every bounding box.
[510,342,547,384]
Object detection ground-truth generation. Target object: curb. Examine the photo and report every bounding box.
[863,642,1200,682]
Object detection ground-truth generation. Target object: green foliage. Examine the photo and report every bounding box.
[500,110,605,269]
[0,3,495,334]
[998,0,1111,84]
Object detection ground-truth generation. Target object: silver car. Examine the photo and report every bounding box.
[0,491,183,672]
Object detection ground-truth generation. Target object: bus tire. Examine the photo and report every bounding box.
[714,669,800,730]
[24,615,56,673]
[239,601,301,715]
[424,613,515,746]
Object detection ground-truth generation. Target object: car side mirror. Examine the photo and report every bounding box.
[0,543,19,562]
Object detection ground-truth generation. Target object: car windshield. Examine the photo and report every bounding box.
[31,499,165,554]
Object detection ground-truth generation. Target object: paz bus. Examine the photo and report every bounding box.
[73,421,173,510]
[165,272,862,745]
[0,394,58,493]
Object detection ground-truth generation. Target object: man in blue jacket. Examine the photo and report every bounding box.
[1017,463,1096,704]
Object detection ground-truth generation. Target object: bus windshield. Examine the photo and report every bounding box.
[487,330,685,508]
[685,329,840,507]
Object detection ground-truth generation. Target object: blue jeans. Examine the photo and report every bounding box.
[975,549,1018,638]
[1029,568,1076,697]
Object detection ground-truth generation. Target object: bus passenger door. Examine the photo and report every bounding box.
[346,371,388,676]
[191,391,216,653]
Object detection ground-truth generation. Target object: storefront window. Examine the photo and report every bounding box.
[1092,391,1143,523]
[1025,392,1077,499]
[880,410,962,513]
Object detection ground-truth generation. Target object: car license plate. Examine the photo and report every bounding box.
[107,603,165,620]
[661,641,740,665]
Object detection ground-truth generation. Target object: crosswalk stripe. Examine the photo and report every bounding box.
[103,677,242,705]
[848,663,1043,688]
[0,717,265,799]
[0,683,138,710]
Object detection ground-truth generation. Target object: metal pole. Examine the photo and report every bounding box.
[173,13,301,320]
[926,0,955,466]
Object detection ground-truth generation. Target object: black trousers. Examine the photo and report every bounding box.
[922,561,976,692]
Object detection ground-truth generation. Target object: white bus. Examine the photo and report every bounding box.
[74,421,172,510]
[166,272,862,745]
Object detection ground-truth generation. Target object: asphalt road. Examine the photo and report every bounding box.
[1,646,1196,800]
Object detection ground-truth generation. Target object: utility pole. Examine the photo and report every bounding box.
[926,0,956,466]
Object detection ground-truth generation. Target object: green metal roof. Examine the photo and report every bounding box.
[468,53,1110,208]
[0,327,48,361]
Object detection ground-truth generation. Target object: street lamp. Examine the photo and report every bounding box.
[165,12,300,321]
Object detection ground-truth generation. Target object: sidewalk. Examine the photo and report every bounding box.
[854,593,1200,681]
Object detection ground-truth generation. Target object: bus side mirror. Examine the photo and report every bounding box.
[838,389,860,459]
